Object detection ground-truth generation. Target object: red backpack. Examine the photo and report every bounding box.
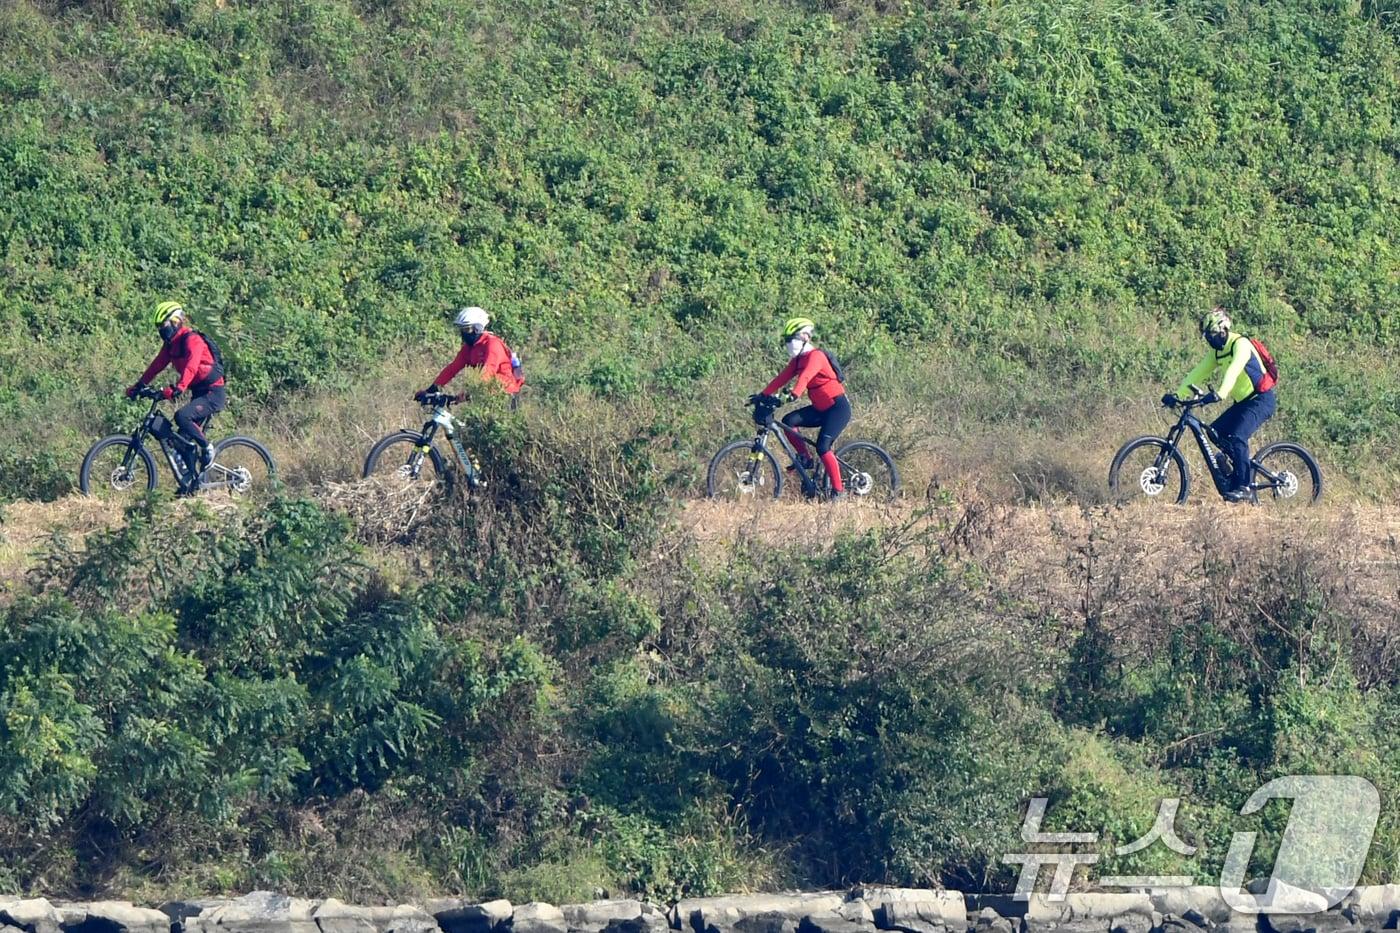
[1251,338,1279,392]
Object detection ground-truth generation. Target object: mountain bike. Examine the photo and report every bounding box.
[1108,393,1321,506]
[361,390,484,490]
[706,395,899,501]
[80,388,277,499]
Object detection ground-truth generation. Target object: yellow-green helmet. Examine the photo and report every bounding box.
[1200,307,1232,336]
[782,317,815,340]
[153,300,185,327]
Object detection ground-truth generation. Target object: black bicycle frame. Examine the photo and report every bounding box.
[405,401,482,485]
[750,414,821,494]
[128,400,198,489]
[1164,410,1235,494]
[1162,404,1291,495]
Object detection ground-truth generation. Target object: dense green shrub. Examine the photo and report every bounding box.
[0,495,552,892]
[6,466,1400,896]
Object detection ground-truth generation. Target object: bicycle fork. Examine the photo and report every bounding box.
[746,436,768,488]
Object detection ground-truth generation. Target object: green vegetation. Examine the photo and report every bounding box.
[6,453,1400,897]
[5,0,1400,497]
[5,0,1400,902]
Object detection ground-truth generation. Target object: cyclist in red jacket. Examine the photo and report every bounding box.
[126,300,225,474]
[754,317,850,500]
[416,306,523,404]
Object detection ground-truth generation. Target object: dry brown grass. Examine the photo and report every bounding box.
[234,348,431,487]
[319,476,443,542]
[676,495,1400,670]
[0,493,250,600]
[0,495,127,596]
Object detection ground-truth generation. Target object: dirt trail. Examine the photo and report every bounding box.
[8,493,1400,626]
[0,496,126,592]
[678,497,1400,650]
[680,496,1400,556]
[0,494,244,595]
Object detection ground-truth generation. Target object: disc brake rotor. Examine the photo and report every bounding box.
[848,471,873,496]
[1138,465,1166,496]
[108,467,135,490]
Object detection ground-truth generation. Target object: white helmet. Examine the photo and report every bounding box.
[454,306,490,331]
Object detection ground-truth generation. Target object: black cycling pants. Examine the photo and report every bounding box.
[174,385,227,450]
[781,394,851,456]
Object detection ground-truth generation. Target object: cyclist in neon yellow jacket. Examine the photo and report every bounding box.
[1161,308,1277,503]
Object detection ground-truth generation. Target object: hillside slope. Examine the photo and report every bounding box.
[5,479,1400,897]
[8,0,1400,903]
[5,0,1400,500]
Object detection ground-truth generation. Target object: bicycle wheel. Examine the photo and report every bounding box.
[1252,442,1322,507]
[363,432,450,489]
[80,436,158,499]
[205,437,277,496]
[707,440,783,500]
[834,441,900,501]
[1109,436,1190,505]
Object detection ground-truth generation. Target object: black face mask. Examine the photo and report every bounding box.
[1205,331,1228,351]
[159,322,180,343]
[461,329,482,346]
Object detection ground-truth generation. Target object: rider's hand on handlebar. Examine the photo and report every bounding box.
[162,385,181,401]
[1201,390,1220,405]
[1161,393,1178,409]
[747,393,776,407]
[414,385,439,404]
[126,383,142,400]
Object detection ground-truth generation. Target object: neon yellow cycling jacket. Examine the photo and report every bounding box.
[1176,333,1271,403]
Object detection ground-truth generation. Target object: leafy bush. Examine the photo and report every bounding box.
[0,495,551,892]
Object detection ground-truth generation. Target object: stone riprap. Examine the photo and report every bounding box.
[0,888,1396,933]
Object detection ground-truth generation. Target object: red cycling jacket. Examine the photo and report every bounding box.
[433,332,523,395]
[138,326,225,393]
[763,348,845,411]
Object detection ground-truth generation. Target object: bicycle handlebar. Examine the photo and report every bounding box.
[418,390,464,408]
[746,394,787,429]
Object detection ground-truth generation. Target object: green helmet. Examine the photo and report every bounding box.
[782,317,815,340]
[153,300,185,327]
[1200,308,1232,336]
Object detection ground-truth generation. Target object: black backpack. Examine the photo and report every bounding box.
[822,349,846,384]
[183,330,226,390]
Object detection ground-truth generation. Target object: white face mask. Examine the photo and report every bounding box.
[785,336,809,358]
